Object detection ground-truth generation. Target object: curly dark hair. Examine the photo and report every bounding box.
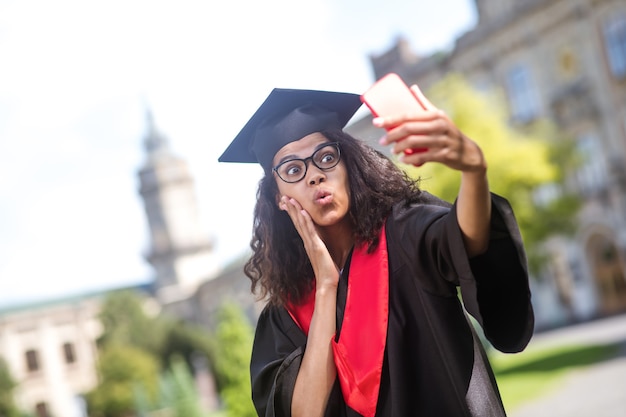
[244,128,423,306]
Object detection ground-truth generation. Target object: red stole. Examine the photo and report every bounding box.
[287,225,389,417]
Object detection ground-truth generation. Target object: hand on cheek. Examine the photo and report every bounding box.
[279,197,288,211]
[280,196,307,221]
[279,195,297,211]
[280,195,315,243]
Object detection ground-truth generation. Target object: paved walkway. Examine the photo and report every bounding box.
[509,313,626,417]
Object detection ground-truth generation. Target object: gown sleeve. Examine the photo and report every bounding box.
[250,304,307,417]
[461,193,534,353]
[392,192,534,353]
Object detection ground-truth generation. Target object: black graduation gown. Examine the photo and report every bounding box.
[250,192,534,417]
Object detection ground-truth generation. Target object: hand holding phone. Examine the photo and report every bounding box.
[361,73,426,123]
[361,73,429,155]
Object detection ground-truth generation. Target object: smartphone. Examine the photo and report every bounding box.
[361,73,427,155]
[361,73,425,123]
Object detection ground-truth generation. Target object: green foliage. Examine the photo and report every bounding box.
[213,302,256,417]
[98,290,220,373]
[97,290,167,357]
[0,357,21,417]
[401,74,581,273]
[93,291,257,416]
[160,355,206,417]
[85,344,160,417]
[159,320,218,380]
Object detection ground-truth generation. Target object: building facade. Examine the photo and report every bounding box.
[348,0,626,328]
[0,297,102,417]
[137,110,220,313]
[135,110,261,326]
[7,2,625,411]
[0,111,250,416]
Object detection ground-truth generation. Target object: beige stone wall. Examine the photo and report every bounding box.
[0,298,102,417]
[363,0,626,323]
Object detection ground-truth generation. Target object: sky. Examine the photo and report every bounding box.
[0,0,477,308]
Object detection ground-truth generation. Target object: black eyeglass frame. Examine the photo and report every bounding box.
[272,142,342,183]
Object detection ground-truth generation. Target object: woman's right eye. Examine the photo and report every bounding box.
[285,164,301,177]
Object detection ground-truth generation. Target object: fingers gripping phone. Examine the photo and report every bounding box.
[361,73,426,123]
[361,73,427,155]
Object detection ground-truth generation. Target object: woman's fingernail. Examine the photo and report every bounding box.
[373,117,383,127]
[378,136,387,145]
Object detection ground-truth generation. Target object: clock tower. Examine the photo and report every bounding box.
[137,110,218,306]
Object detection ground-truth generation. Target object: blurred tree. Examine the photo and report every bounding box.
[402,74,580,273]
[94,292,259,416]
[162,355,206,417]
[213,302,256,417]
[0,357,21,417]
[160,320,218,380]
[98,290,219,374]
[85,344,160,417]
[97,290,167,357]
[94,291,229,414]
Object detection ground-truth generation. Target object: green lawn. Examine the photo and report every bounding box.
[489,342,621,411]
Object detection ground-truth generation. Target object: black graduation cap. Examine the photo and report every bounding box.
[218,88,362,172]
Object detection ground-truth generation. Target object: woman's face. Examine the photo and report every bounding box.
[272,132,351,228]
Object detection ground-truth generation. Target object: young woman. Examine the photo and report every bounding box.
[219,87,534,417]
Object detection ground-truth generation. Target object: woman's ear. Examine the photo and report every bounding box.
[276,194,287,211]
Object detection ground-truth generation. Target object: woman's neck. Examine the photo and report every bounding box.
[318,218,354,270]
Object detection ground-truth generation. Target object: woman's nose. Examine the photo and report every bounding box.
[307,167,326,185]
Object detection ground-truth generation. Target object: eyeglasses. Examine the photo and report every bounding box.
[272,142,341,183]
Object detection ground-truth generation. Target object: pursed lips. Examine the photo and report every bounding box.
[314,189,333,205]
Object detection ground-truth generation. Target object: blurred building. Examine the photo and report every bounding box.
[347,0,626,328]
[137,110,220,311]
[6,1,625,412]
[133,111,260,410]
[135,110,261,326]
[0,296,102,417]
[190,253,265,330]
[0,112,259,417]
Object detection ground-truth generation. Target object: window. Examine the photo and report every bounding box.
[35,402,50,417]
[603,15,626,78]
[25,349,40,372]
[62,342,77,364]
[556,46,580,79]
[505,65,541,122]
[575,133,607,194]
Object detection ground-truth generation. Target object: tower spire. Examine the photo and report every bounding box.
[137,108,218,308]
[143,107,170,155]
